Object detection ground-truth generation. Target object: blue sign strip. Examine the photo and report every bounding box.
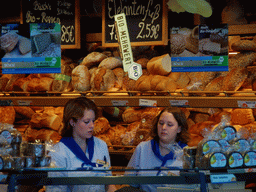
[2,68,61,74]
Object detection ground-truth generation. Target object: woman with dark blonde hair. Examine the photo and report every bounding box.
[125,107,190,192]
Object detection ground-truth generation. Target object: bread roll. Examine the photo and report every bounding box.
[81,52,108,68]
[98,57,122,69]
[90,68,116,91]
[71,65,91,91]
[147,54,172,76]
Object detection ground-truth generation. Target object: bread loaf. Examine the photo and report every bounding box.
[0,75,12,91]
[93,117,111,135]
[12,77,31,92]
[30,112,62,131]
[228,52,256,70]
[90,68,116,91]
[0,106,16,124]
[81,52,108,68]
[170,34,186,55]
[231,40,256,52]
[71,65,91,92]
[98,57,122,69]
[26,77,54,92]
[168,72,190,89]
[5,74,26,91]
[222,68,248,91]
[135,58,149,69]
[13,106,35,119]
[147,54,172,76]
[112,67,125,89]
[231,108,255,125]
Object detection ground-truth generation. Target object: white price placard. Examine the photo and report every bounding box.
[111,100,128,107]
[210,174,236,184]
[237,101,256,108]
[169,100,189,107]
[139,99,157,107]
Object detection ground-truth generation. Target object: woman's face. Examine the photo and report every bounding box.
[157,111,181,144]
[71,109,96,140]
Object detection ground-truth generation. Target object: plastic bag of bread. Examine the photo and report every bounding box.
[0,32,19,53]
[195,125,221,168]
[200,146,227,169]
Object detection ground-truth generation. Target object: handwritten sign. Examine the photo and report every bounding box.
[22,0,80,49]
[102,0,168,47]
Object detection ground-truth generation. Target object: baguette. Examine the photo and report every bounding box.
[147,54,172,76]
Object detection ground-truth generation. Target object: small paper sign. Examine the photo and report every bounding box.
[111,100,128,106]
[169,100,189,107]
[139,99,157,107]
[210,174,236,184]
[237,101,256,108]
[114,13,134,72]
[17,100,33,106]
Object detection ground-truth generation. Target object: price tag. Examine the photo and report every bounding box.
[237,101,256,108]
[210,174,236,184]
[139,99,157,107]
[169,100,189,107]
[111,100,128,107]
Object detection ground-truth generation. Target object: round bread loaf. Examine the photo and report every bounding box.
[90,68,116,91]
[170,34,186,55]
[80,52,108,68]
[98,57,122,69]
[71,65,91,91]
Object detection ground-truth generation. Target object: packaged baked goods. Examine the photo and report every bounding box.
[200,147,227,169]
[183,146,197,169]
[170,34,186,55]
[226,145,244,169]
[243,150,256,167]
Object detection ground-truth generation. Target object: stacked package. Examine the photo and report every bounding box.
[0,123,51,170]
[183,115,256,169]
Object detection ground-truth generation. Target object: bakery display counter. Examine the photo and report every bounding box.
[1,90,256,108]
[2,167,256,192]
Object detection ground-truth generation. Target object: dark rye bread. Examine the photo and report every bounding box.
[33,33,51,53]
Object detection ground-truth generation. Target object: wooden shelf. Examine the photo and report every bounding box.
[1,91,256,108]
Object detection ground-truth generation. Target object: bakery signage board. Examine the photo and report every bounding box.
[1,23,61,74]
[170,24,229,72]
[102,0,168,47]
[22,0,80,49]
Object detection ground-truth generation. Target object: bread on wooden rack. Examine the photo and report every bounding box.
[147,54,172,76]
